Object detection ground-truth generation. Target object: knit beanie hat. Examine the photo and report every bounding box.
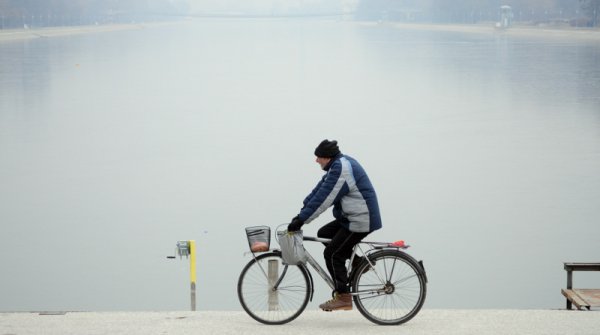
[314,139,341,158]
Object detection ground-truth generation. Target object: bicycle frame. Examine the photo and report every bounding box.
[301,237,335,290]
[275,235,404,296]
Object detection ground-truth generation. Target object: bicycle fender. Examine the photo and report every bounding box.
[303,263,315,302]
[418,260,428,283]
[274,250,315,301]
[352,249,427,284]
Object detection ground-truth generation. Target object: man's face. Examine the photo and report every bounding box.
[316,156,332,170]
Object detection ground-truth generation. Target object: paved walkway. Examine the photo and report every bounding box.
[1,309,599,335]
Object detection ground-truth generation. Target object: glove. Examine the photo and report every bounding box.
[287,216,304,232]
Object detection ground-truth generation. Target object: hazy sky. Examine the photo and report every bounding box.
[189,0,359,14]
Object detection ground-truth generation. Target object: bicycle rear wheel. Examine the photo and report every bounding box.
[237,251,311,325]
[351,249,426,325]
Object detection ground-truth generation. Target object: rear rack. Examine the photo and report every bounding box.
[303,236,409,249]
[365,240,410,250]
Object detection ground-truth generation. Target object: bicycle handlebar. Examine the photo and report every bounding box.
[303,236,331,243]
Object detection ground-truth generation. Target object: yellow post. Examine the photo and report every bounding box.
[189,240,197,311]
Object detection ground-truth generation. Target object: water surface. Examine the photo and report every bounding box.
[1,20,599,311]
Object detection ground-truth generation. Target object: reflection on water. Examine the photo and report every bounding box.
[1,20,599,311]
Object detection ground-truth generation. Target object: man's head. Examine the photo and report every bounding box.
[314,139,340,170]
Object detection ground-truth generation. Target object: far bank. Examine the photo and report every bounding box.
[3,19,600,44]
[0,21,181,43]
[377,21,600,40]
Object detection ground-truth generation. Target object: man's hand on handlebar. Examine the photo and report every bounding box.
[287,216,304,232]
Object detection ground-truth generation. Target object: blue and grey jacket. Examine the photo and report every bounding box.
[298,154,382,233]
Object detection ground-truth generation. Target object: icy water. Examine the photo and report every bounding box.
[1,19,599,311]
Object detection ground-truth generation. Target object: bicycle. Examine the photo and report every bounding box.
[237,225,427,325]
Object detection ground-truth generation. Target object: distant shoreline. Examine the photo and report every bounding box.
[380,22,600,40]
[0,22,177,43]
[2,19,599,43]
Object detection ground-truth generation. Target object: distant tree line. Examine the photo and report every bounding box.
[0,0,190,29]
[1,0,598,29]
[356,0,600,27]
[580,0,600,26]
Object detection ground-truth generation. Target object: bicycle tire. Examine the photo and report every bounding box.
[237,251,311,325]
[351,249,427,325]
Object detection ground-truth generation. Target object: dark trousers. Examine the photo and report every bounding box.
[317,220,370,293]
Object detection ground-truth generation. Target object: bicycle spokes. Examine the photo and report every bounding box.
[352,250,427,325]
[238,252,311,325]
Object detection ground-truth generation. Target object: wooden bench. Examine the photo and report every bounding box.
[561,262,600,310]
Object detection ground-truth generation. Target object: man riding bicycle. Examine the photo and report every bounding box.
[287,139,382,311]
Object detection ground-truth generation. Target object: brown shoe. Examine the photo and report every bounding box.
[319,292,352,311]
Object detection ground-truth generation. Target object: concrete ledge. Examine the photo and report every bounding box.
[3,21,599,44]
[374,22,600,41]
[0,22,179,43]
[1,309,599,335]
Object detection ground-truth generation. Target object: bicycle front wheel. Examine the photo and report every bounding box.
[237,252,311,325]
[352,250,427,325]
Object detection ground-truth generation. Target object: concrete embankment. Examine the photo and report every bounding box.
[0,23,171,43]
[381,22,600,40]
[1,309,599,335]
[2,21,599,43]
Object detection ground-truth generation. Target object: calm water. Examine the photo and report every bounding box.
[1,19,599,311]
